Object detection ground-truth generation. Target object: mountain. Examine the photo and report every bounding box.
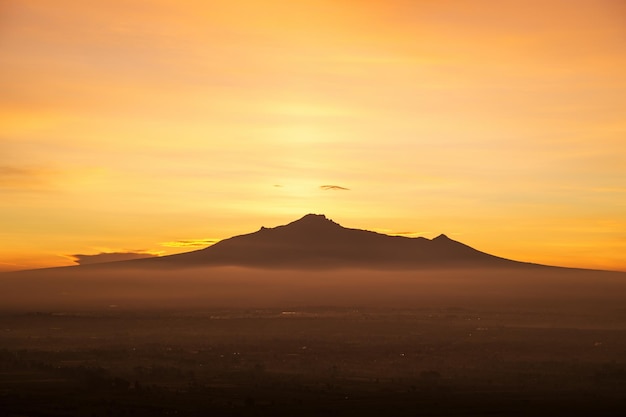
[117,214,543,270]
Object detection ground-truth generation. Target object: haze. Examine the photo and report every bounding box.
[3,264,626,415]
[2,0,626,272]
[2,267,625,314]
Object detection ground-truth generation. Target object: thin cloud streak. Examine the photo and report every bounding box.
[161,239,219,248]
[70,252,157,265]
[320,185,350,191]
[390,231,426,237]
[0,165,56,190]
[372,229,431,238]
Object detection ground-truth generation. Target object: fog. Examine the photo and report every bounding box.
[2,266,625,314]
[3,266,626,416]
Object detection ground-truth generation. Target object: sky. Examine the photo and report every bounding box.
[1,0,625,272]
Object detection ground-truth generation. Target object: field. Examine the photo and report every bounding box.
[1,267,626,416]
[1,306,626,416]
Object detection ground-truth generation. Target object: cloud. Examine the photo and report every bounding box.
[389,231,425,237]
[0,261,24,272]
[161,239,219,248]
[70,252,157,265]
[320,184,349,191]
[0,165,55,190]
[373,229,430,238]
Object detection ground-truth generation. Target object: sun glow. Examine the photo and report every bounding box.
[1,0,625,271]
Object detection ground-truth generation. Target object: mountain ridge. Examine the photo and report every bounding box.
[107,213,547,270]
[7,214,579,272]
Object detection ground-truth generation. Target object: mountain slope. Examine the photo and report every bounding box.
[123,214,541,269]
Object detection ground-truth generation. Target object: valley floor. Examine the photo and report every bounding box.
[1,307,626,416]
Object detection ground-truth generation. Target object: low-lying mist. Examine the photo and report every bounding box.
[2,266,625,313]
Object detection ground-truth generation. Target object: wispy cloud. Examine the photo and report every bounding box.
[161,239,219,248]
[320,185,349,191]
[0,261,25,272]
[0,165,55,190]
[373,229,430,238]
[70,252,157,265]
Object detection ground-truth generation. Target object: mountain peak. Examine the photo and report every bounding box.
[286,213,338,228]
[299,213,329,221]
[300,213,328,220]
[433,233,451,241]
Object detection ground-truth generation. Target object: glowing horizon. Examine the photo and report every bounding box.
[1,1,625,272]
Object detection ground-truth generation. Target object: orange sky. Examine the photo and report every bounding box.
[1,0,625,271]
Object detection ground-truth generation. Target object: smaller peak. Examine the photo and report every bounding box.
[433,233,450,241]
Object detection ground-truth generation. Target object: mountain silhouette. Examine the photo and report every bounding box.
[119,214,543,269]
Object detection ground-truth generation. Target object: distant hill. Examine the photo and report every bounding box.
[113,214,546,270]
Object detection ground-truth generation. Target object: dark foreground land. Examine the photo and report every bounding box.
[1,306,626,417]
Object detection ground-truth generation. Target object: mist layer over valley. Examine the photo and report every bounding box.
[1,266,625,314]
[2,266,626,416]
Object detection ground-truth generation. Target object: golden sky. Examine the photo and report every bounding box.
[1,0,625,271]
